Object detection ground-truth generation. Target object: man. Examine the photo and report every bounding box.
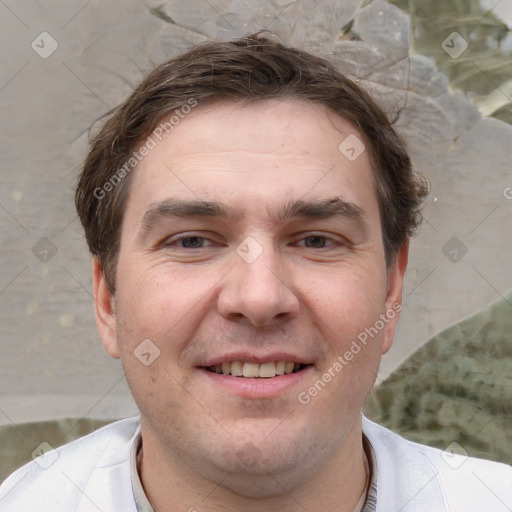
[1,31,510,512]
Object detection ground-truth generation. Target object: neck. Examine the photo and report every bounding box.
[137,419,369,512]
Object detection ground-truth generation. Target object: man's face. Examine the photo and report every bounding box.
[94,98,407,492]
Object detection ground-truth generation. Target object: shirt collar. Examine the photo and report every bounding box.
[130,432,155,512]
[362,431,378,512]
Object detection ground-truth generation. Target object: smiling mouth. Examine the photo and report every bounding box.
[203,361,310,378]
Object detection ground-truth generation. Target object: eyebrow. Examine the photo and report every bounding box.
[141,196,369,231]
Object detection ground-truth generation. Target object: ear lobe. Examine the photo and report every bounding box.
[92,257,120,359]
[381,238,409,355]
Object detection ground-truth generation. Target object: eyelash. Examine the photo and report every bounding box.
[162,233,345,250]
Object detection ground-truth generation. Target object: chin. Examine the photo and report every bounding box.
[201,436,316,495]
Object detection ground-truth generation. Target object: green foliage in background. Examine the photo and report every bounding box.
[0,418,113,483]
[365,289,512,465]
[388,0,512,123]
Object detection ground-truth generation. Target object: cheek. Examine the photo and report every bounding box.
[305,266,387,342]
[301,267,387,404]
[115,259,203,341]
[113,264,195,417]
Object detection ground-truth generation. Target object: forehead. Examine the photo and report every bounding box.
[124,98,378,225]
[154,97,364,157]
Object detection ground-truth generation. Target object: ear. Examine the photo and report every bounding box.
[381,238,409,355]
[92,256,120,359]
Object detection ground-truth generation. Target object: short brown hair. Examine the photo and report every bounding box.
[75,31,428,293]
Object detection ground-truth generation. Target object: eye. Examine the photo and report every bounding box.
[295,234,343,249]
[163,235,216,249]
[301,235,331,249]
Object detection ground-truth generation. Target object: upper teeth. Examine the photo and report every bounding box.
[209,361,301,378]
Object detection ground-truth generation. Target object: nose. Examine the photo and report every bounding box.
[217,239,300,327]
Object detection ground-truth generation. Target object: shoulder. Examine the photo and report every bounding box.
[363,416,512,512]
[0,416,141,512]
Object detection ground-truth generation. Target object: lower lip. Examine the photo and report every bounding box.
[199,366,313,399]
